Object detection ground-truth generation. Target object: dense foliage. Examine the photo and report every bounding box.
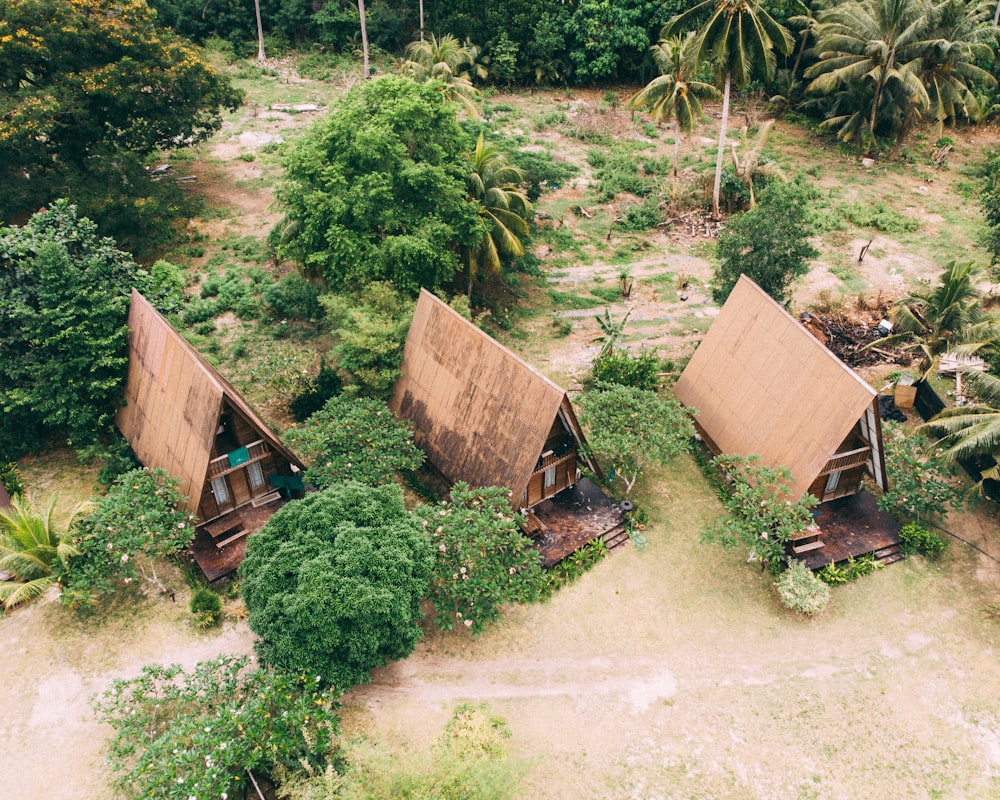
[0,0,242,235]
[417,483,545,635]
[981,147,1000,266]
[702,454,817,574]
[877,422,963,524]
[284,395,424,489]
[579,384,695,497]
[277,76,480,293]
[712,178,819,305]
[93,655,339,800]
[62,468,194,607]
[240,483,433,689]
[775,557,831,616]
[0,203,150,457]
[591,347,664,391]
[898,521,948,557]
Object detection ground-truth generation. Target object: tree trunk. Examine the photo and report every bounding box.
[673,118,680,178]
[712,71,731,220]
[791,24,810,83]
[253,0,265,61]
[419,0,425,40]
[994,0,999,27]
[359,0,370,79]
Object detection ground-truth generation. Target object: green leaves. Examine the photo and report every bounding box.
[240,483,433,690]
[417,483,545,635]
[878,422,962,524]
[93,655,339,800]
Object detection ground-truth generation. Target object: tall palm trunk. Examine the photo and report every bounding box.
[673,117,681,178]
[254,0,265,61]
[994,0,999,27]
[712,71,731,219]
[359,0,370,78]
[419,0,425,40]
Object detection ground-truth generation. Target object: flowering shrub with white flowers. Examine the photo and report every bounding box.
[417,483,545,635]
[93,654,338,800]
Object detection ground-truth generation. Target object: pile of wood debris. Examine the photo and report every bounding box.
[799,294,912,369]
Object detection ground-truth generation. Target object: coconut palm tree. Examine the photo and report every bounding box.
[916,0,996,135]
[626,34,721,178]
[805,0,932,141]
[461,132,531,299]
[359,0,370,79]
[253,0,266,61]
[402,33,480,115]
[922,369,1000,481]
[664,0,794,219]
[0,494,81,611]
[882,260,999,377]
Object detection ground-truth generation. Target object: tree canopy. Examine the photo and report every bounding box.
[277,75,481,294]
[240,482,434,689]
[0,203,152,457]
[0,0,242,224]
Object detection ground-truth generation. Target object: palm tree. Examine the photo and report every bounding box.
[922,369,1000,482]
[805,0,932,141]
[664,0,794,219]
[461,132,532,299]
[626,34,721,178]
[882,260,998,377]
[402,33,480,115]
[730,120,786,208]
[253,0,266,62]
[0,494,81,611]
[916,0,996,135]
[359,0,370,79]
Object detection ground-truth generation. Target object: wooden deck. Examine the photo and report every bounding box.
[189,497,288,581]
[796,490,902,570]
[529,478,626,568]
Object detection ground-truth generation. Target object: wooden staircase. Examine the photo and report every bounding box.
[602,523,630,552]
[873,543,905,565]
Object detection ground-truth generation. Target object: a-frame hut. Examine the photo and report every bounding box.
[674,276,888,505]
[390,290,598,511]
[117,291,304,538]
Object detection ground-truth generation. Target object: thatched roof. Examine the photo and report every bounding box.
[116,290,302,515]
[674,276,879,499]
[390,290,591,501]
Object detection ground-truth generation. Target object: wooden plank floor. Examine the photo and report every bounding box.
[189,497,288,582]
[531,478,625,568]
[798,490,902,570]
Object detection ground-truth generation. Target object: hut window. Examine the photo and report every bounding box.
[211,476,230,505]
[544,465,556,489]
[246,461,265,490]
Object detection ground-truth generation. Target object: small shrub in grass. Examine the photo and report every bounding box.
[263,273,322,321]
[591,347,663,390]
[776,558,831,616]
[190,587,222,628]
[899,522,947,557]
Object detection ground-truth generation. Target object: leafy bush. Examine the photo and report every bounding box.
[505,148,580,201]
[189,587,222,628]
[775,558,831,616]
[899,522,948,558]
[263,272,323,321]
[877,423,962,524]
[591,347,663,390]
[542,539,609,598]
[289,360,343,422]
[618,197,662,231]
[93,655,338,800]
[62,468,195,607]
[240,483,434,689]
[840,201,919,233]
[816,554,883,585]
[417,484,546,635]
[284,395,424,489]
[588,149,657,199]
[0,461,24,497]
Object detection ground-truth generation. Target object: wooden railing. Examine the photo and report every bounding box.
[818,446,870,476]
[531,451,576,476]
[207,439,268,480]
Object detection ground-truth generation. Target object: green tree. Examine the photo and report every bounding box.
[665,0,793,218]
[402,33,481,114]
[277,76,481,293]
[0,202,152,457]
[61,468,195,607]
[93,655,339,800]
[416,483,545,635]
[805,0,930,142]
[0,494,81,611]
[627,34,721,178]
[240,482,434,689]
[702,454,817,574]
[0,0,242,225]
[982,147,1000,264]
[321,281,415,397]
[565,0,657,82]
[462,133,532,299]
[712,178,819,305]
[878,422,963,522]
[579,384,695,498]
[284,395,424,489]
